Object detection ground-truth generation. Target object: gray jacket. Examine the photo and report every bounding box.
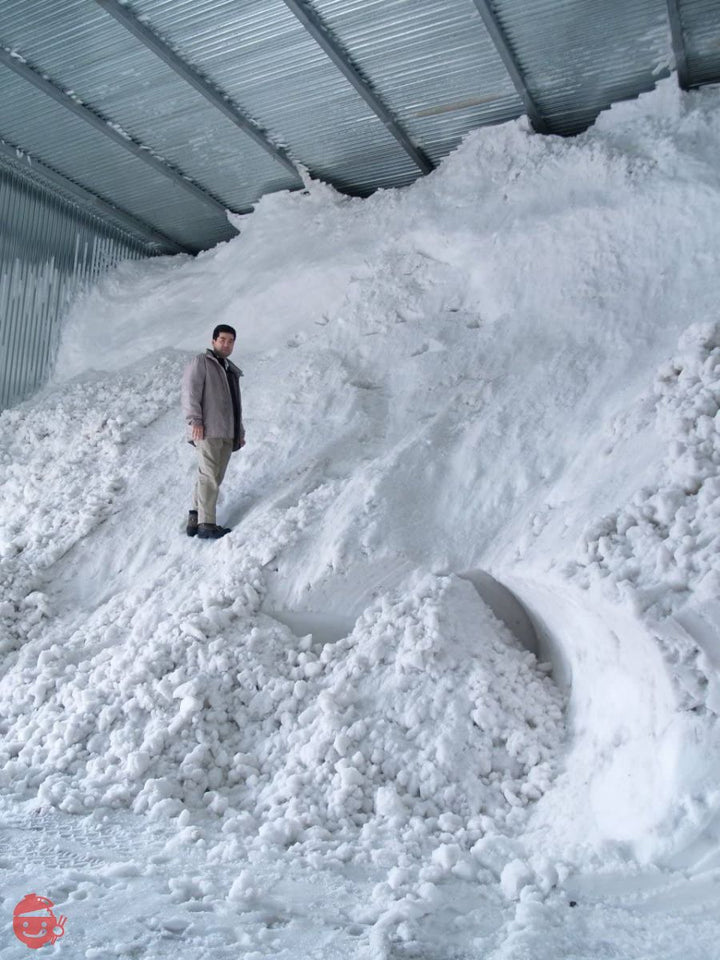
[182,349,244,451]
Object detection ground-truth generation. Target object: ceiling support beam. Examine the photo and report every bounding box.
[0,46,232,217]
[95,0,302,182]
[665,0,691,90]
[0,137,192,254]
[281,0,434,175]
[470,0,550,134]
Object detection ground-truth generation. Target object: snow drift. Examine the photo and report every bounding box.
[2,78,720,909]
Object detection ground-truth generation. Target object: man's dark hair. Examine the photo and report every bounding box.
[212,324,236,341]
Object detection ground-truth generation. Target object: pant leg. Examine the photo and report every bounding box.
[192,438,233,524]
[214,439,233,488]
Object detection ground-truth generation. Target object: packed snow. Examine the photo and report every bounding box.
[2,77,720,958]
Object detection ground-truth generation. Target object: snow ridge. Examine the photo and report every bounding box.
[574,321,720,617]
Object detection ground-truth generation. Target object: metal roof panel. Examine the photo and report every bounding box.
[0,1,299,214]
[125,0,422,192]
[305,0,524,164]
[491,0,671,135]
[0,68,234,250]
[679,0,720,85]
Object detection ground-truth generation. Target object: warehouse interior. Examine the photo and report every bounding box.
[3,5,720,955]
[1,0,719,408]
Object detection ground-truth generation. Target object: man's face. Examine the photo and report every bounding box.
[212,332,235,358]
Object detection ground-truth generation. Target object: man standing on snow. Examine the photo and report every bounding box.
[182,324,245,539]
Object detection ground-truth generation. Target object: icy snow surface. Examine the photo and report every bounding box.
[3,78,720,958]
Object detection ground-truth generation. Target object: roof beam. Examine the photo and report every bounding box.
[281,0,434,176]
[665,0,691,90]
[95,0,302,182]
[0,137,192,254]
[0,46,233,217]
[470,0,550,134]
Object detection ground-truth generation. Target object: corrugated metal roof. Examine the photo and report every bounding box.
[0,0,299,207]
[0,67,234,252]
[308,0,523,164]
[492,0,672,136]
[0,0,719,253]
[125,0,422,193]
[679,0,720,86]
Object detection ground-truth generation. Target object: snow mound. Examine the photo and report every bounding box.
[5,79,720,890]
[0,355,182,656]
[573,321,720,616]
[0,569,562,862]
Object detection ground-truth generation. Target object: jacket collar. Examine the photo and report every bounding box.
[206,348,243,377]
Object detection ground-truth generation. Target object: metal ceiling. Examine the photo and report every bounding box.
[1,0,719,255]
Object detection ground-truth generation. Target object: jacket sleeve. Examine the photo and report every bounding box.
[182,355,205,426]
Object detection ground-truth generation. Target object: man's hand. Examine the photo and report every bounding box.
[192,424,205,441]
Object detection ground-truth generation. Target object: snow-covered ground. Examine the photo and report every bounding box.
[2,77,720,958]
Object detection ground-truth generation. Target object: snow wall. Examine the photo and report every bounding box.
[3,78,720,868]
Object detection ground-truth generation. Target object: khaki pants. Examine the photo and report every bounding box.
[191,438,233,524]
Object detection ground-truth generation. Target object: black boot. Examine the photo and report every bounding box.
[186,510,198,537]
[197,523,231,540]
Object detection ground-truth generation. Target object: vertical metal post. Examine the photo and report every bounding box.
[666,0,691,90]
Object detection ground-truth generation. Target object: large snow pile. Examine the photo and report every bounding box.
[573,321,720,617]
[2,77,720,958]
[0,359,180,654]
[0,361,564,852]
[117,576,554,838]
